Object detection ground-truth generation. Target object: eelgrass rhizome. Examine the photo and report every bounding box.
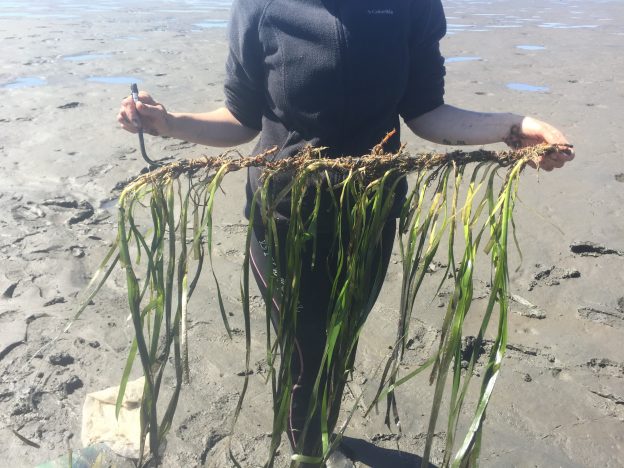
[77,142,562,467]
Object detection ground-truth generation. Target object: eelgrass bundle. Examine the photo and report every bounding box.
[79,143,559,467]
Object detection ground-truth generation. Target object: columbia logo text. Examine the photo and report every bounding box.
[367,9,393,15]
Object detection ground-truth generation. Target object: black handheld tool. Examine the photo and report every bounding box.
[130,83,163,168]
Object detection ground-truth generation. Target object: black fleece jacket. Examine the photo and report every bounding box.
[224,0,447,225]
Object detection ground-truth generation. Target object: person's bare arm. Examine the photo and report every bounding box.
[117,92,259,147]
[407,104,574,171]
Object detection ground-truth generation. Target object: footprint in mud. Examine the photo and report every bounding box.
[111,175,137,192]
[219,223,248,235]
[42,197,80,209]
[588,389,624,406]
[585,358,624,378]
[42,198,95,225]
[570,241,624,257]
[2,278,19,298]
[0,312,27,361]
[222,248,244,260]
[83,163,114,178]
[57,102,81,109]
[462,339,558,369]
[67,202,94,225]
[510,294,547,319]
[577,299,624,329]
[11,203,45,222]
[527,264,581,290]
[405,321,440,354]
[162,140,197,152]
[111,147,137,161]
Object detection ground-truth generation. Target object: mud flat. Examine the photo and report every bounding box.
[0,0,623,466]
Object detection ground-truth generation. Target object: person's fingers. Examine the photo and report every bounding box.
[518,117,576,172]
[120,93,159,127]
[135,102,167,135]
[540,124,569,147]
[531,147,574,172]
[558,146,575,161]
[137,91,156,105]
[120,96,142,129]
[119,121,139,133]
[522,117,570,147]
[117,109,138,133]
[537,155,563,171]
[544,146,575,168]
[118,91,166,135]
[551,151,574,164]
[135,101,164,119]
[536,123,563,142]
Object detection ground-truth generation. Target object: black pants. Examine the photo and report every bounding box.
[249,219,396,459]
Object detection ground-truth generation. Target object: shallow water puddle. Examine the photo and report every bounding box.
[193,19,228,29]
[2,76,47,89]
[0,12,78,18]
[506,82,549,92]
[63,53,111,62]
[446,56,482,63]
[87,76,142,84]
[516,45,546,50]
[447,24,476,29]
[158,7,230,13]
[539,23,598,29]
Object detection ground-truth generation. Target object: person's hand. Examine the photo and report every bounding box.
[504,116,575,171]
[117,91,170,136]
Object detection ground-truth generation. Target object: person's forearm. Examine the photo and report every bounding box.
[407,104,523,146]
[166,107,259,147]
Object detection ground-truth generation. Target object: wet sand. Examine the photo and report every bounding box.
[1,0,623,466]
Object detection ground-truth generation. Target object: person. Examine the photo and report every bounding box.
[117,1,574,465]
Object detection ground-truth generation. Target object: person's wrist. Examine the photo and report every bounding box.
[163,111,177,138]
[501,113,525,148]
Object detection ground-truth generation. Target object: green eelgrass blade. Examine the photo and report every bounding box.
[422,164,499,466]
[188,182,211,298]
[195,164,233,338]
[374,354,437,403]
[146,189,166,362]
[73,243,120,322]
[116,338,138,418]
[228,192,257,468]
[117,201,156,462]
[376,167,450,430]
[176,185,191,383]
[115,295,160,419]
[450,162,521,465]
[86,148,534,467]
